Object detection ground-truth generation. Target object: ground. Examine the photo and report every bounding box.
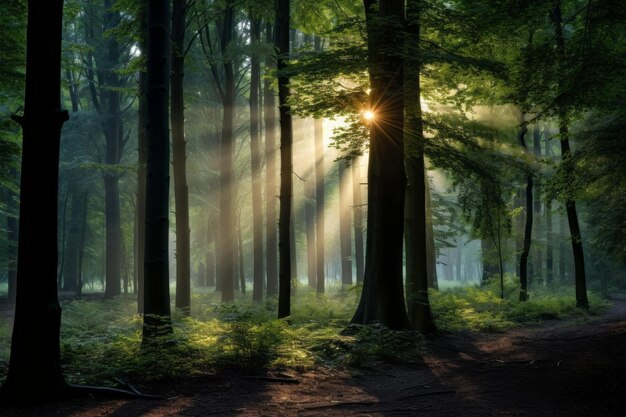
[1,299,625,416]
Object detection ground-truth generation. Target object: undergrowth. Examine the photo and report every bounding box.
[0,281,611,385]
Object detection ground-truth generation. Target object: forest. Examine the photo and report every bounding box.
[0,0,625,415]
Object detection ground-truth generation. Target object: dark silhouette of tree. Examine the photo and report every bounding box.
[142,0,173,342]
[276,0,293,319]
[351,0,410,330]
[1,0,70,401]
[172,0,191,315]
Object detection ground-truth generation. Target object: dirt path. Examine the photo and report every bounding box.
[2,300,625,416]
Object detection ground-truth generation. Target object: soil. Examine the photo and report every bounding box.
[1,298,625,417]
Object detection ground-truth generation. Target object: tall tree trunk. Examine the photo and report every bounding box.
[339,160,353,286]
[532,124,543,286]
[218,2,236,303]
[552,1,588,308]
[249,17,264,302]
[425,172,438,289]
[77,192,89,296]
[305,154,317,288]
[352,157,364,283]
[544,127,554,287]
[171,0,191,315]
[289,200,297,281]
[136,0,147,313]
[264,23,279,297]
[276,0,293,319]
[142,0,172,343]
[314,37,326,294]
[63,192,86,294]
[518,123,532,301]
[351,0,410,330]
[404,0,435,333]
[206,213,216,287]
[102,0,123,299]
[1,0,69,401]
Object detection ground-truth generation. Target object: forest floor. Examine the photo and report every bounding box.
[2,297,625,417]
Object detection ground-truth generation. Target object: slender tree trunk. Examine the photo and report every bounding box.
[102,0,123,299]
[264,23,279,297]
[532,124,543,286]
[142,0,172,343]
[1,0,70,401]
[305,153,317,288]
[545,127,554,286]
[206,213,216,287]
[290,200,297,281]
[218,2,236,303]
[339,160,353,286]
[77,193,88,296]
[136,0,147,313]
[276,0,293,318]
[58,187,69,291]
[249,17,264,302]
[351,0,410,330]
[425,172,438,289]
[238,219,246,293]
[404,0,435,333]
[171,0,191,315]
[552,1,588,308]
[314,37,326,294]
[518,123,532,301]
[63,192,85,294]
[352,157,364,283]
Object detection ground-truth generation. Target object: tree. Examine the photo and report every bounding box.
[143,0,172,342]
[339,159,353,286]
[314,36,326,294]
[404,0,436,334]
[172,0,191,315]
[517,122,532,301]
[249,14,264,303]
[350,0,411,330]
[551,1,588,309]
[264,22,279,297]
[1,0,70,401]
[276,0,293,319]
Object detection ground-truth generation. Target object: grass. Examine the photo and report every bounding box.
[0,280,612,385]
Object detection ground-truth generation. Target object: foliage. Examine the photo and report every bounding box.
[430,278,611,332]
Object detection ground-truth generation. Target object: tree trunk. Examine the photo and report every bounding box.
[352,158,364,283]
[545,127,554,287]
[136,0,147,313]
[404,0,436,333]
[206,213,216,287]
[305,149,317,288]
[63,192,86,294]
[276,0,293,319]
[264,23,279,297]
[218,2,236,303]
[425,172,438,289]
[142,0,172,343]
[1,0,70,401]
[238,220,246,293]
[532,124,543,286]
[518,124,532,301]
[314,37,326,294]
[339,160,353,286]
[102,0,123,299]
[249,17,264,302]
[351,0,410,330]
[171,0,191,315]
[552,1,588,308]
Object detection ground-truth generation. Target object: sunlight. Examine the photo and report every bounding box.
[362,110,375,122]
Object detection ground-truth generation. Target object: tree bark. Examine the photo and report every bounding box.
[171,0,191,315]
[339,160,353,286]
[305,152,317,288]
[276,0,293,319]
[249,16,264,302]
[136,0,147,313]
[351,0,410,330]
[142,0,172,342]
[404,0,436,333]
[102,0,123,299]
[1,0,70,401]
[425,172,438,289]
[551,1,588,308]
[518,123,532,301]
[264,23,279,297]
[314,36,326,294]
[352,158,364,283]
[218,2,236,303]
